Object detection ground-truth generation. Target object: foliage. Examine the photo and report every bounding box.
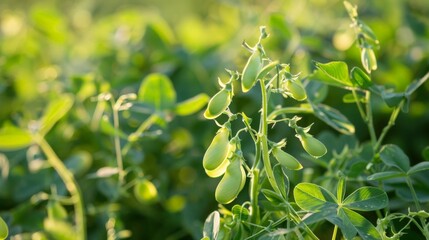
[0,0,428,239]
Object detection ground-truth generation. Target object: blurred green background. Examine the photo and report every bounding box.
[1,0,428,239]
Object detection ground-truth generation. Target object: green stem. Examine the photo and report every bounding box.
[351,88,366,120]
[35,135,86,240]
[406,177,429,239]
[260,80,281,194]
[365,91,377,147]
[374,102,403,151]
[249,168,260,225]
[111,102,125,186]
[332,225,338,240]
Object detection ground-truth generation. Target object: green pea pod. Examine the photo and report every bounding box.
[47,200,68,220]
[297,134,327,158]
[351,66,372,88]
[204,89,232,119]
[361,48,377,73]
[241,50,263,92]
[255,60,279,81]
[272,147,303,170]
[0,217,8,240]
[215,159,246,204]
[203,127,231,171]
[134,179,159,204]
[284,80,307,101]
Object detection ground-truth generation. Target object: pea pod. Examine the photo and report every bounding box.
[204,89,232,119]
[203,127,231,171]
[297,134,327,158]
[241,50,263,92]
[361,48,377,73]
[134,179,158,204]
[47,200,68,220]
[0,217,8,240]
[272,147,303,170]
[284,80,307,101]
[215,158,246,204]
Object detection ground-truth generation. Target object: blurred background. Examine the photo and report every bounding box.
[0,0,428,239]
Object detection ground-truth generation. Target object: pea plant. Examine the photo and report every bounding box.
[201,2,429,240]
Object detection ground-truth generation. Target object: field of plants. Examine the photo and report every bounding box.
[1,0,429,239]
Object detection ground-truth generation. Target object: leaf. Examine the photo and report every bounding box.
[310,103,355,135]
[379,144,410,172]
[340,208,381,240]
[313,61,352,87]
[0,123,32,151]
[423,146,429,161]
[273,164,290,199]
[294,183,337,212]
[262,189,284,205]
[350,67,372,89]
[343,187,388,211]
[367,171,406,181]
[174,93,209,116]
[0,217,7,240]
[203,211,220,240]
[138,73,177,111]
[408,162,429,175]
[40,94,74,135]
[381,91,405,108]
[231,205,250,221]
[305,80,328,104]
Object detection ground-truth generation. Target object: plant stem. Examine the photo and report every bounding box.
[332,225,338,240]
[374,102,403,151]
[249,168,260,225]
[34,135,86,240]
[405,177,421,211]
[259,80,281,194]
[364,91,377,147]
[111,102,125,186]
[351,88,366,120]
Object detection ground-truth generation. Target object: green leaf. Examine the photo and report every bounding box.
[273,164,290,199]
[203,211,220,240]
[138,73,177,111]
[174,93,209,116]
[231,205,250,221]
[339,208,381,240]
[367,171,406,181]
[350,67,372,89]
[305,81,328,104]
[310,103,355,135]
[0,217,8,240]
[294,183,337,212]
[423,146,429,161]
[313,61,352,87]
[379,144,410,172]
[262,189,285,205]
[381,91,405,108]
[0,123,32,151]
[40,94,74,135]
[408,162,429,175]
[343,187,388,211]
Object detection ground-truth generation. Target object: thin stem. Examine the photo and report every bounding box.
[351,88,366,120]
[249,168,260,225]
[374,102,403,151]
[406,177,421,211]
[34,135,86,239]
[259,80,281,194]
[332,225,338,240]
[365,91,377,147]
[111,101,125,186]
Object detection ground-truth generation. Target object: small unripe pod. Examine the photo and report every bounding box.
[361,48,377,73]
[134,179,158,204]
[242,50,263,92]
[47,200,68,220]
[203,128,231,171]
[272,147,303,170]
[297,134,327,158]
[284,80,307,101]
[204,89,232,119]
[215,158,246,204]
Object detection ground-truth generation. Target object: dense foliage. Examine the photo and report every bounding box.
[0,0,429,239]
